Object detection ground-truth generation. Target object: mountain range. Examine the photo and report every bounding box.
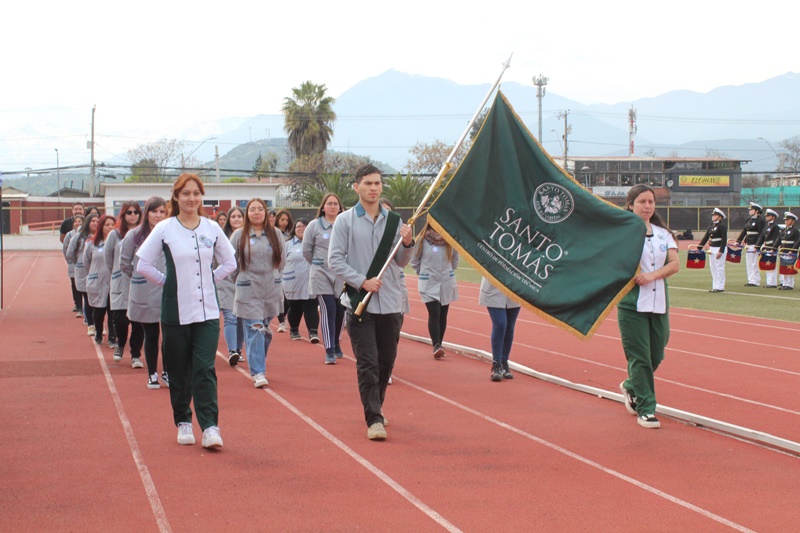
[212,69,800,174]
[4,70,800,195]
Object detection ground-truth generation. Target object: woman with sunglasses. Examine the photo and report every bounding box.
[106,201,144,365]
[120,197,168,386]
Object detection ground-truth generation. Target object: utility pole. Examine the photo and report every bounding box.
[89,105,96,197]
[215,145,221,182]
[55,148,61,203]
[532,74,548,142]
[628,106,637,156]
[557,111,571,172]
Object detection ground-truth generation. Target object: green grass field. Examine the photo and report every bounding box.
[434,251,800,323]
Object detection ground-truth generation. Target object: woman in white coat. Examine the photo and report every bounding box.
[411,223,459,358]
[230,198,286,388]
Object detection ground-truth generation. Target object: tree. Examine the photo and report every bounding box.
[281,81,336,159]
[254,151,279,181]
[127,158,160,183]
[704,148,728,158]
[127,139,185,182]
[405,138,469,176]
[223,177,247,183]
[382,173,429,208]
[778,136,800,172]
[296,172,358,208]
[288,152,376,177]
[469,108,489,142]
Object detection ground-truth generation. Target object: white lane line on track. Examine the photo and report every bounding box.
[670,310,800,330]
[427,297,800,366]
[394,376,755,533]
[217,352,462,533]
[422,320,800,416]
[97,343,172,533]
[671,285,800,301]
[0,253,38,320]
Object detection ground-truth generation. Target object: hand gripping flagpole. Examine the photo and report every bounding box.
[354,54,513,316]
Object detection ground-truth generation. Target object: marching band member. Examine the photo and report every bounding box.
[775,212,800,291]
[735,202,766,287]
[697,208,727,293]
[756,208,781,288]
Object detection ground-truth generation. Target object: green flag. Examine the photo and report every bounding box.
[427,91,646,339]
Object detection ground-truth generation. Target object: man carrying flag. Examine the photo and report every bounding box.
[328,164,414,441]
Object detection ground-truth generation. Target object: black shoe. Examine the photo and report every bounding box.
[433,344,445,359]
[709,289,724,292]
[765,285,777,288]
[501,361,513,379]
[744,283,758,287]
[490,361,503,382]
[780,286,794,290]
[228,350,240,366]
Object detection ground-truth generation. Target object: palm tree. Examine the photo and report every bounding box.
[382,173,429,208]
[282,81,336,159]
[297,172,358,208]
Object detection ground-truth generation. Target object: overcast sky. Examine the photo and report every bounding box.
[2,0,797,168]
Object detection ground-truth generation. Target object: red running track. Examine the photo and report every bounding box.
[1,251,798,531]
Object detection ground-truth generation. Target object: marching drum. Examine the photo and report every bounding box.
[686,249,706,269]
[758,250,777,272]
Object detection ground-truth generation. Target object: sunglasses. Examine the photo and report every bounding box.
[126,210,141,215]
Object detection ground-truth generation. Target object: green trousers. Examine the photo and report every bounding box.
[161,320,220,431]
[617,308,670,416]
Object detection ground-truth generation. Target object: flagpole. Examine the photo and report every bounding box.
[355,54,513,316]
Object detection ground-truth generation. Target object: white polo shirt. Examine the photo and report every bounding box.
[136,217,236,326]
[628,225,677,314]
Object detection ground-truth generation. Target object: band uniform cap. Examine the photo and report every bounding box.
[712,208,726,219]
[749,202,763,212]
[784,212,798,221]
[765,208,779,218]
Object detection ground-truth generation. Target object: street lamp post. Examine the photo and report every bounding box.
[182,137,217,175]
[55,148,61,204]
[25,167,32,194]
[532,74,548,142]
[759,137,784,204]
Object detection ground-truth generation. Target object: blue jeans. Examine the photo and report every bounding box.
[487,307,520,363]
[242,317,273,376]
[221,308,243,352]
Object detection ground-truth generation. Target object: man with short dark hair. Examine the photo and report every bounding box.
[328,164,413,441]
[59,202,85,243]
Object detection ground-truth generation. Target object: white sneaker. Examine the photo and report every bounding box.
[202,426,223,448]
[277,322,287,333]
[253,373,269,388]
[147,373,160,389]
[177,422,195,445]
[87,325,96,336]
[131,357,144,369]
